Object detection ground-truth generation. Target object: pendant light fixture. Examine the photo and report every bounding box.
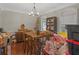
[28,3,39,16]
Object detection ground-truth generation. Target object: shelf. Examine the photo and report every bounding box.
[46,17,57,33]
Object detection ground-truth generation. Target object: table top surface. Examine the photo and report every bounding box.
[25,32,40,38]
[25,31,47,38]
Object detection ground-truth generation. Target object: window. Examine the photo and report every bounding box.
[41,19,46,31]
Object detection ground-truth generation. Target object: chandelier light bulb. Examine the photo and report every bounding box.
[37,12,39,15]
[31,11,33,14]
[28,13,31,15]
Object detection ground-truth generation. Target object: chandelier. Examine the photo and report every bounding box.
[28,3,39,16]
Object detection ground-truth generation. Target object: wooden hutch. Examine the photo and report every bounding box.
[46,17,57,33]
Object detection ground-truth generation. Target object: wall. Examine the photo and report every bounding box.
[1,10,36,32]
[40,5,78,32]
[0,4,79,32]
[77,8,79,24]
[0,9,2,28]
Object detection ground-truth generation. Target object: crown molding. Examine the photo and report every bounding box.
[41,4,77,16]
[0,7,25,14]
[0,3,77,16]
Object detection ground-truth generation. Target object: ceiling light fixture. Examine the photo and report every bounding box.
[28,3,39,16]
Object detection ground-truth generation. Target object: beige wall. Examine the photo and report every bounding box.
[1,10,37,32]
[0,9,2,28]
[40,5,78,32]
[0,4,79,32]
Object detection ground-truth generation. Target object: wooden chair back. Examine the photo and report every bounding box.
[15,32,25,42]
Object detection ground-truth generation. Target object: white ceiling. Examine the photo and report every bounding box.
[0,3,76,15]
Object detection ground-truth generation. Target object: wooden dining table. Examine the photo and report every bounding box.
[25,32,45,55]
[11,31,47,55]
[25,31,42,55]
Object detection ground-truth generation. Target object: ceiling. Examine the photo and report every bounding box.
[0,3,76,16]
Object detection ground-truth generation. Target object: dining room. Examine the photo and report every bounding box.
[0,3,79,55]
